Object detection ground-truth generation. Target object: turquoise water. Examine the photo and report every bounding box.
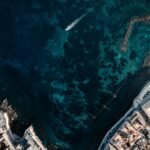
[0,0,149,149]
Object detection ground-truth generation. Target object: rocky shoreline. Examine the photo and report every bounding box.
[0,99,57,150]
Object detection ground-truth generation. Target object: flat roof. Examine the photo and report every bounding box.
[142,100,150,119]
[109,143,117,150]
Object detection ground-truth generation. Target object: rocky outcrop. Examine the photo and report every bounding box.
[0,99,17,123]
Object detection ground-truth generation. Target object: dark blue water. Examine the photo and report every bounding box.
[0,0,149,149]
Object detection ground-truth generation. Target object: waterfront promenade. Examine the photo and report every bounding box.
[98,81,150,150]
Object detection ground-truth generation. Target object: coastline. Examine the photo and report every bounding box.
[98,81,150,150]
[0,99,56,150]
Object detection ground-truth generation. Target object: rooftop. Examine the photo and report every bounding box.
[98,81,150,150]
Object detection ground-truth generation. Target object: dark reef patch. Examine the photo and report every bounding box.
[0,0,149,149]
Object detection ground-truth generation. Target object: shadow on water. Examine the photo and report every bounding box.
[90,67,150,150]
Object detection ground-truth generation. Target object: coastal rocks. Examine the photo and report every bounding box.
[0,0,149,149]
[0,99,17,123]
[0,99,55,150]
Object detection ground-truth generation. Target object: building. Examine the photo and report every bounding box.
[0,99,49,150]
[98,82,150,150]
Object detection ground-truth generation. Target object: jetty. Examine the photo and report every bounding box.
[121,16,150,52]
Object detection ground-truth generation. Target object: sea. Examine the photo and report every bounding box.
[0,0,150,149]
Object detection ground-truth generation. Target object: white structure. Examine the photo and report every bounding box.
[24,126,47,150]
[0,101,48,150]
